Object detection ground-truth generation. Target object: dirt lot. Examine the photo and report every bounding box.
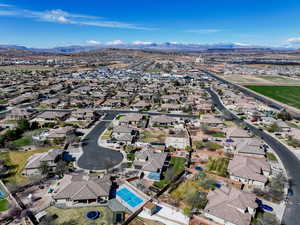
[220,74,300,86]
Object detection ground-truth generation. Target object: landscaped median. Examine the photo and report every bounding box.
[100,129,113,140]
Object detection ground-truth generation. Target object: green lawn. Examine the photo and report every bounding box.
[205,157,229,177]
[0,199,10,211]
[0,146,58,185]
[101,129,112,140]
[0,99,8,105]
[266,152,278,161]
[153,157,185,189]
[11,136,32,147]
[171,157,186,174]
[46,206,113,225]
[245,86,300,109]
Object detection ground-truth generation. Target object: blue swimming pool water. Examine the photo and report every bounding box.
[0,191,5,199]
[116,187,143,208]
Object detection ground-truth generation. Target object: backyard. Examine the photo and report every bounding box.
[0,146,56,185]
[0,199,10,212]
[170,179,208,216]
[45,206,113,225]
[245,85,300,110]
[141,129,167,143]
[205,157,229,177]
[153,157,185,189]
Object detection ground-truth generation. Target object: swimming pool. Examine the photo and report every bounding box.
[116,187,144,208]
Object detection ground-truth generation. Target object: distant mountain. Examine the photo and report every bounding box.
[0,42,294,53]
[0,44,28,50]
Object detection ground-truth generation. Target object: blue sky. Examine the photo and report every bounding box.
[1,0,300,48]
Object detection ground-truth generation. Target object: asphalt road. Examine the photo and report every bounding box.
[77,113,124,171]
[77,111,195,171]
[207,87,300,225]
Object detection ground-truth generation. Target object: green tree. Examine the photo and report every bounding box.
[194,140,204,149]
[277,110,292,121]
[17,120,30,131]
[185,146,192,152]
[39,161,51,177]
[267,123,280,133]
[185,191,208,210]
[255,212,279,225]
[55,160,68,178]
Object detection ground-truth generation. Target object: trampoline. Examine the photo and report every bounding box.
[86,210,100,220]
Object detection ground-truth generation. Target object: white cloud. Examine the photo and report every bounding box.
[86,40,101,45]
[0,3,12,7]
[106,40,123,45]
[186,29,221,33]
[131,41,153,45]
[0,6,154,30]
[286,37,300,44]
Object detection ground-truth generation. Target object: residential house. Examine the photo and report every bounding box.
[225,138,265,158]
[112,125,138,144]
[72,108,98,121]
[286,128,300,142]
[150,115,177,127]
[53,174,111,205]
[200,114,223,127]
[204,186,258,225]
[161,103,181,112]
[228,155,270,187]
[275,120,291,132]
[47,126,75,141]
[225,126,252,139]
[7,108,35,121]
[24,148,63,176]
[131,101,151,110]
[118,114,144,127]
[36,111,70,121]
[133,149,168,180]
[40,98,61,108]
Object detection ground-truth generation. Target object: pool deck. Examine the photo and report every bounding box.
[116,182,150,212]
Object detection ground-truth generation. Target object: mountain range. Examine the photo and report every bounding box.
[0,42,294,53]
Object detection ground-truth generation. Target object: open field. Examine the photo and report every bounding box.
[0,65,54,71]
[221,74,300,85]
[245,85,300,109]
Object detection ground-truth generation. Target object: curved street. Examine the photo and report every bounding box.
[77,111,196,171]
[207,87,300,225]
[77,113,124,171]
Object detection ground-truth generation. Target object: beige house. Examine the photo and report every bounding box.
[53,174,111,205]
[7,108,35,121]
[119,114,144,127]
[228,155,270,187]
[150,115,177,127]
[225,126,252,139]
[204,186,258,225]
[200,114,223,127]
[24,148,63,176]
